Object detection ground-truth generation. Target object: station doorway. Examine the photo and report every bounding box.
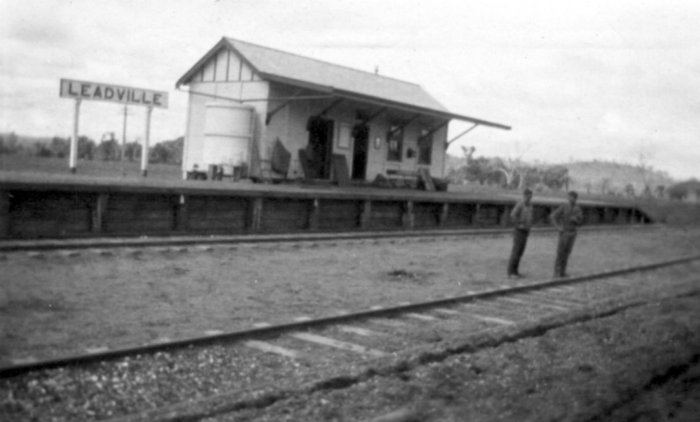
[306,117,334,179]
[351,124,369,180]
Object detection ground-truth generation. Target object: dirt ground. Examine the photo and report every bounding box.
[1,226,700,364]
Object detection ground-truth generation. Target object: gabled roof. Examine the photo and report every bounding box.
[177,37,510,130]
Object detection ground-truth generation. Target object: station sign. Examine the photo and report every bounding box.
[59,78,168,108]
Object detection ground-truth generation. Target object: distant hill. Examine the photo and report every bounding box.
[0,132,53,148]
[0,132,181,148]
[445,153,677,196]
[564,160,675,196]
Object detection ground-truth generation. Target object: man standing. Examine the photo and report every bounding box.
[550,191,584,278]
[508,188,534,278]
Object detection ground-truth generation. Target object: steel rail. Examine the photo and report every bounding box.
[2,249,695,379]
[0,224,655,253]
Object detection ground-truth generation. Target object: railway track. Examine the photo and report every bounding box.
[2,253,699,421]
[0,223,653,253]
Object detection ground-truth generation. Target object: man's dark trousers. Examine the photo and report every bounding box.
[508,228,529,276]
[554,231,577,277]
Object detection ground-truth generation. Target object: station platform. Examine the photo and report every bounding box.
[0,171,649,241]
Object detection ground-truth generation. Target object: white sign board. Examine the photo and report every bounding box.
[60,78,168,108]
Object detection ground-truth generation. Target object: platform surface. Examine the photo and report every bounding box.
[0,170,630,207]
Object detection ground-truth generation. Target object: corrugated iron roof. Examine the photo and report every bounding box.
[225,38,449,113]
[177,37,510,130]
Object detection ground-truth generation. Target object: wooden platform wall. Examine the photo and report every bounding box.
[0,184,652,240]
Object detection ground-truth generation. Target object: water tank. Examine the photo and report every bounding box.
[202,102,254,166]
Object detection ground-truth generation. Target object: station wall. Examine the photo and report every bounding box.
[264,83,449,181]
[181,46,449,182]
[181,47,270,177]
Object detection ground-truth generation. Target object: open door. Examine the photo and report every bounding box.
[351,124,369,180]
[306,116,334,179]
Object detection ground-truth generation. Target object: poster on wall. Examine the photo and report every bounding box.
[337,123,352,149]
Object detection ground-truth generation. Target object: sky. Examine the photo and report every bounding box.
[1,0,699,180]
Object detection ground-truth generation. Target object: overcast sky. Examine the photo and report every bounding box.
[1,0,699,179]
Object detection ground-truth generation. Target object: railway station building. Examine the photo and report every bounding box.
[176,37,509,183]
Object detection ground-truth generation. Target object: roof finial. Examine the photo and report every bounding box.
[374,65,379,75]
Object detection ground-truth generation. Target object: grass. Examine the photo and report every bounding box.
[0,154,181,180]
[2,227,700,363]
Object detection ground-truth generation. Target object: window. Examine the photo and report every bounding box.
[386,125,403,162]
[418,129,432,165]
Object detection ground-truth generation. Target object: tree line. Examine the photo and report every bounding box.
[446,146,675,199]
[0,132,183,165]
[447,146,570,192]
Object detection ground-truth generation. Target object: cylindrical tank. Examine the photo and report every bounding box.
[202,102,254,167]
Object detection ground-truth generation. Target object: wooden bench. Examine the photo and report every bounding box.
[385,169,419,188]
[186,170,208,180]
[385,168,436,190]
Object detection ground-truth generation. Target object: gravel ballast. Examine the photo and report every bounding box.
[208,293,700,422]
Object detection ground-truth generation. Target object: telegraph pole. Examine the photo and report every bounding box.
[142,106,153,177]
[121,104,128,176]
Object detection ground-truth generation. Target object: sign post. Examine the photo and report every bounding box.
[69,98,81,173]
[59,78,168,176]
